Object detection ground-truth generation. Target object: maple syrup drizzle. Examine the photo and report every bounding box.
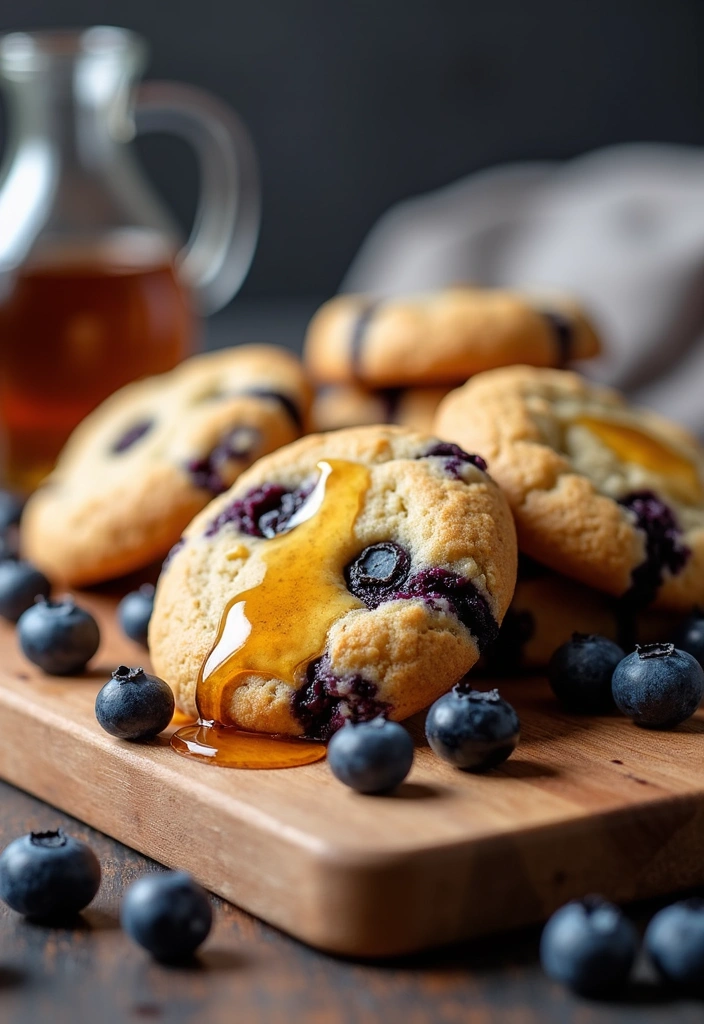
[577,416,704,505]
[171,458,370,768]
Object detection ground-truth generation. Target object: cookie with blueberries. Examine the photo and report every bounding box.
[150,425,517,739]
[22,346,312,586]
[305,288,601,387]
[435,365,704,610]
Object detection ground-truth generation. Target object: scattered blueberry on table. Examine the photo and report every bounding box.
[424,685,519,771]
[17,596,100,675]
[121,870,213,961]
[327,717,414,793]
[0,829,101,919]
[645,898,704,989]
[117,583,155,646]
[548,633,625,713]
[0,559,51,623]
[539,895,639,997]
[95,665,175,741]
[674,607,704,668]
[611,643,704,728]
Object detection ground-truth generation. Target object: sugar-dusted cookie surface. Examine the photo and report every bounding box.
[22,346,312,586]
[311,384,452,434]
[435,365,704,610]
[150,425,517,738]
[304,288,601,387]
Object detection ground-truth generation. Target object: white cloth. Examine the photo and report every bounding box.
[343,144,704,435]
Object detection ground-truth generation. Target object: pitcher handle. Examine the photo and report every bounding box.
[135,81,260,315]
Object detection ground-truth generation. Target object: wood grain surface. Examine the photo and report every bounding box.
[1,592,704,960]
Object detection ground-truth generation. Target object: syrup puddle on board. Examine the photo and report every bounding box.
[171,458,370,769]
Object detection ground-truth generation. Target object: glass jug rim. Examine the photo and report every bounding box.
[0,26,146,73]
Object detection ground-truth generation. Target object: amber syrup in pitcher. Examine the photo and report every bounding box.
[0,233,196,491]
[171,459,371,769]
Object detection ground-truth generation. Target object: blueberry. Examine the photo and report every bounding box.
[95,666,174,741]
[548,633,625,713]
[327,717,414,794]
[121,870,212,961]
[0,489,23,532]
[292,655,390,741]
[17,597,100,675]
[425,686,519,771]
[0,560,51,623]
[674,608,704,668]
[111,418,153,454]
[0,829,100,919]
[117,584,155,646]
[540,895,639,996]
[612,643,704,728]
[344,542,411,607]
[645,898,704,989]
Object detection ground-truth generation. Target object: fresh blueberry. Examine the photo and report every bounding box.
[674,608,704,668]
[327,717,414,794]
[121,870,212,961]
[95,666,174,741]
[0,489,23,532]
[425,686,519,771]
[117,584,155,646]
[645,898,704,989]
[548,633,625,713]
[612,643,704,728]
[344,542,411,607]
[17,597,100,675]
[0,560,51,623]
[0,829,100,919]
[540,895,639,996]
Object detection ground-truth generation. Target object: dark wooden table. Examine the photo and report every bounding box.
[0,778,702,1024]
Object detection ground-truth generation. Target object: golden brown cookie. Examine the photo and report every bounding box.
[22,346,312,586]
[149,425,517,738]
[304,287,601,387]
[435,365,704,610]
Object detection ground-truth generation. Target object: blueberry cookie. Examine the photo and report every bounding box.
[311,384,452,433]
[435,366,704,610]
[149,425,517,738]
[22,347,311,586]
[485,561,677,673]
[304,287,601,387]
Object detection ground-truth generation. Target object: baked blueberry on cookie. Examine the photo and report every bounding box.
[22,347,311,586]
[149,425,517,739]
[304,288,601,387]
[435,365,704,610]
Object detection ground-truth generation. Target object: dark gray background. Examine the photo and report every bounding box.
[2,0,703,302]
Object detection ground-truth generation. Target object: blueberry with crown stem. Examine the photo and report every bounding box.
[95,666,174,741]
[117,584,155,646]
[18,596,100,675]
[645,899,704,989]
[327,717,414,793]
[121,871,212,961]
[540,895,639,996]
[611,643,704,728]
[0,829,101,919]
[548,633,625,713]
[425,685,519,771]
[0,560,51,622]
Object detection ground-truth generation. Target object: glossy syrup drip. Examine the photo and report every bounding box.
[171,458,370,768]
[578,416,703,505]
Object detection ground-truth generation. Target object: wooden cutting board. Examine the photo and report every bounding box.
[0,591,703,957]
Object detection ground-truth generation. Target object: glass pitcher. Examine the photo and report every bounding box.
[0,26,260,491]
